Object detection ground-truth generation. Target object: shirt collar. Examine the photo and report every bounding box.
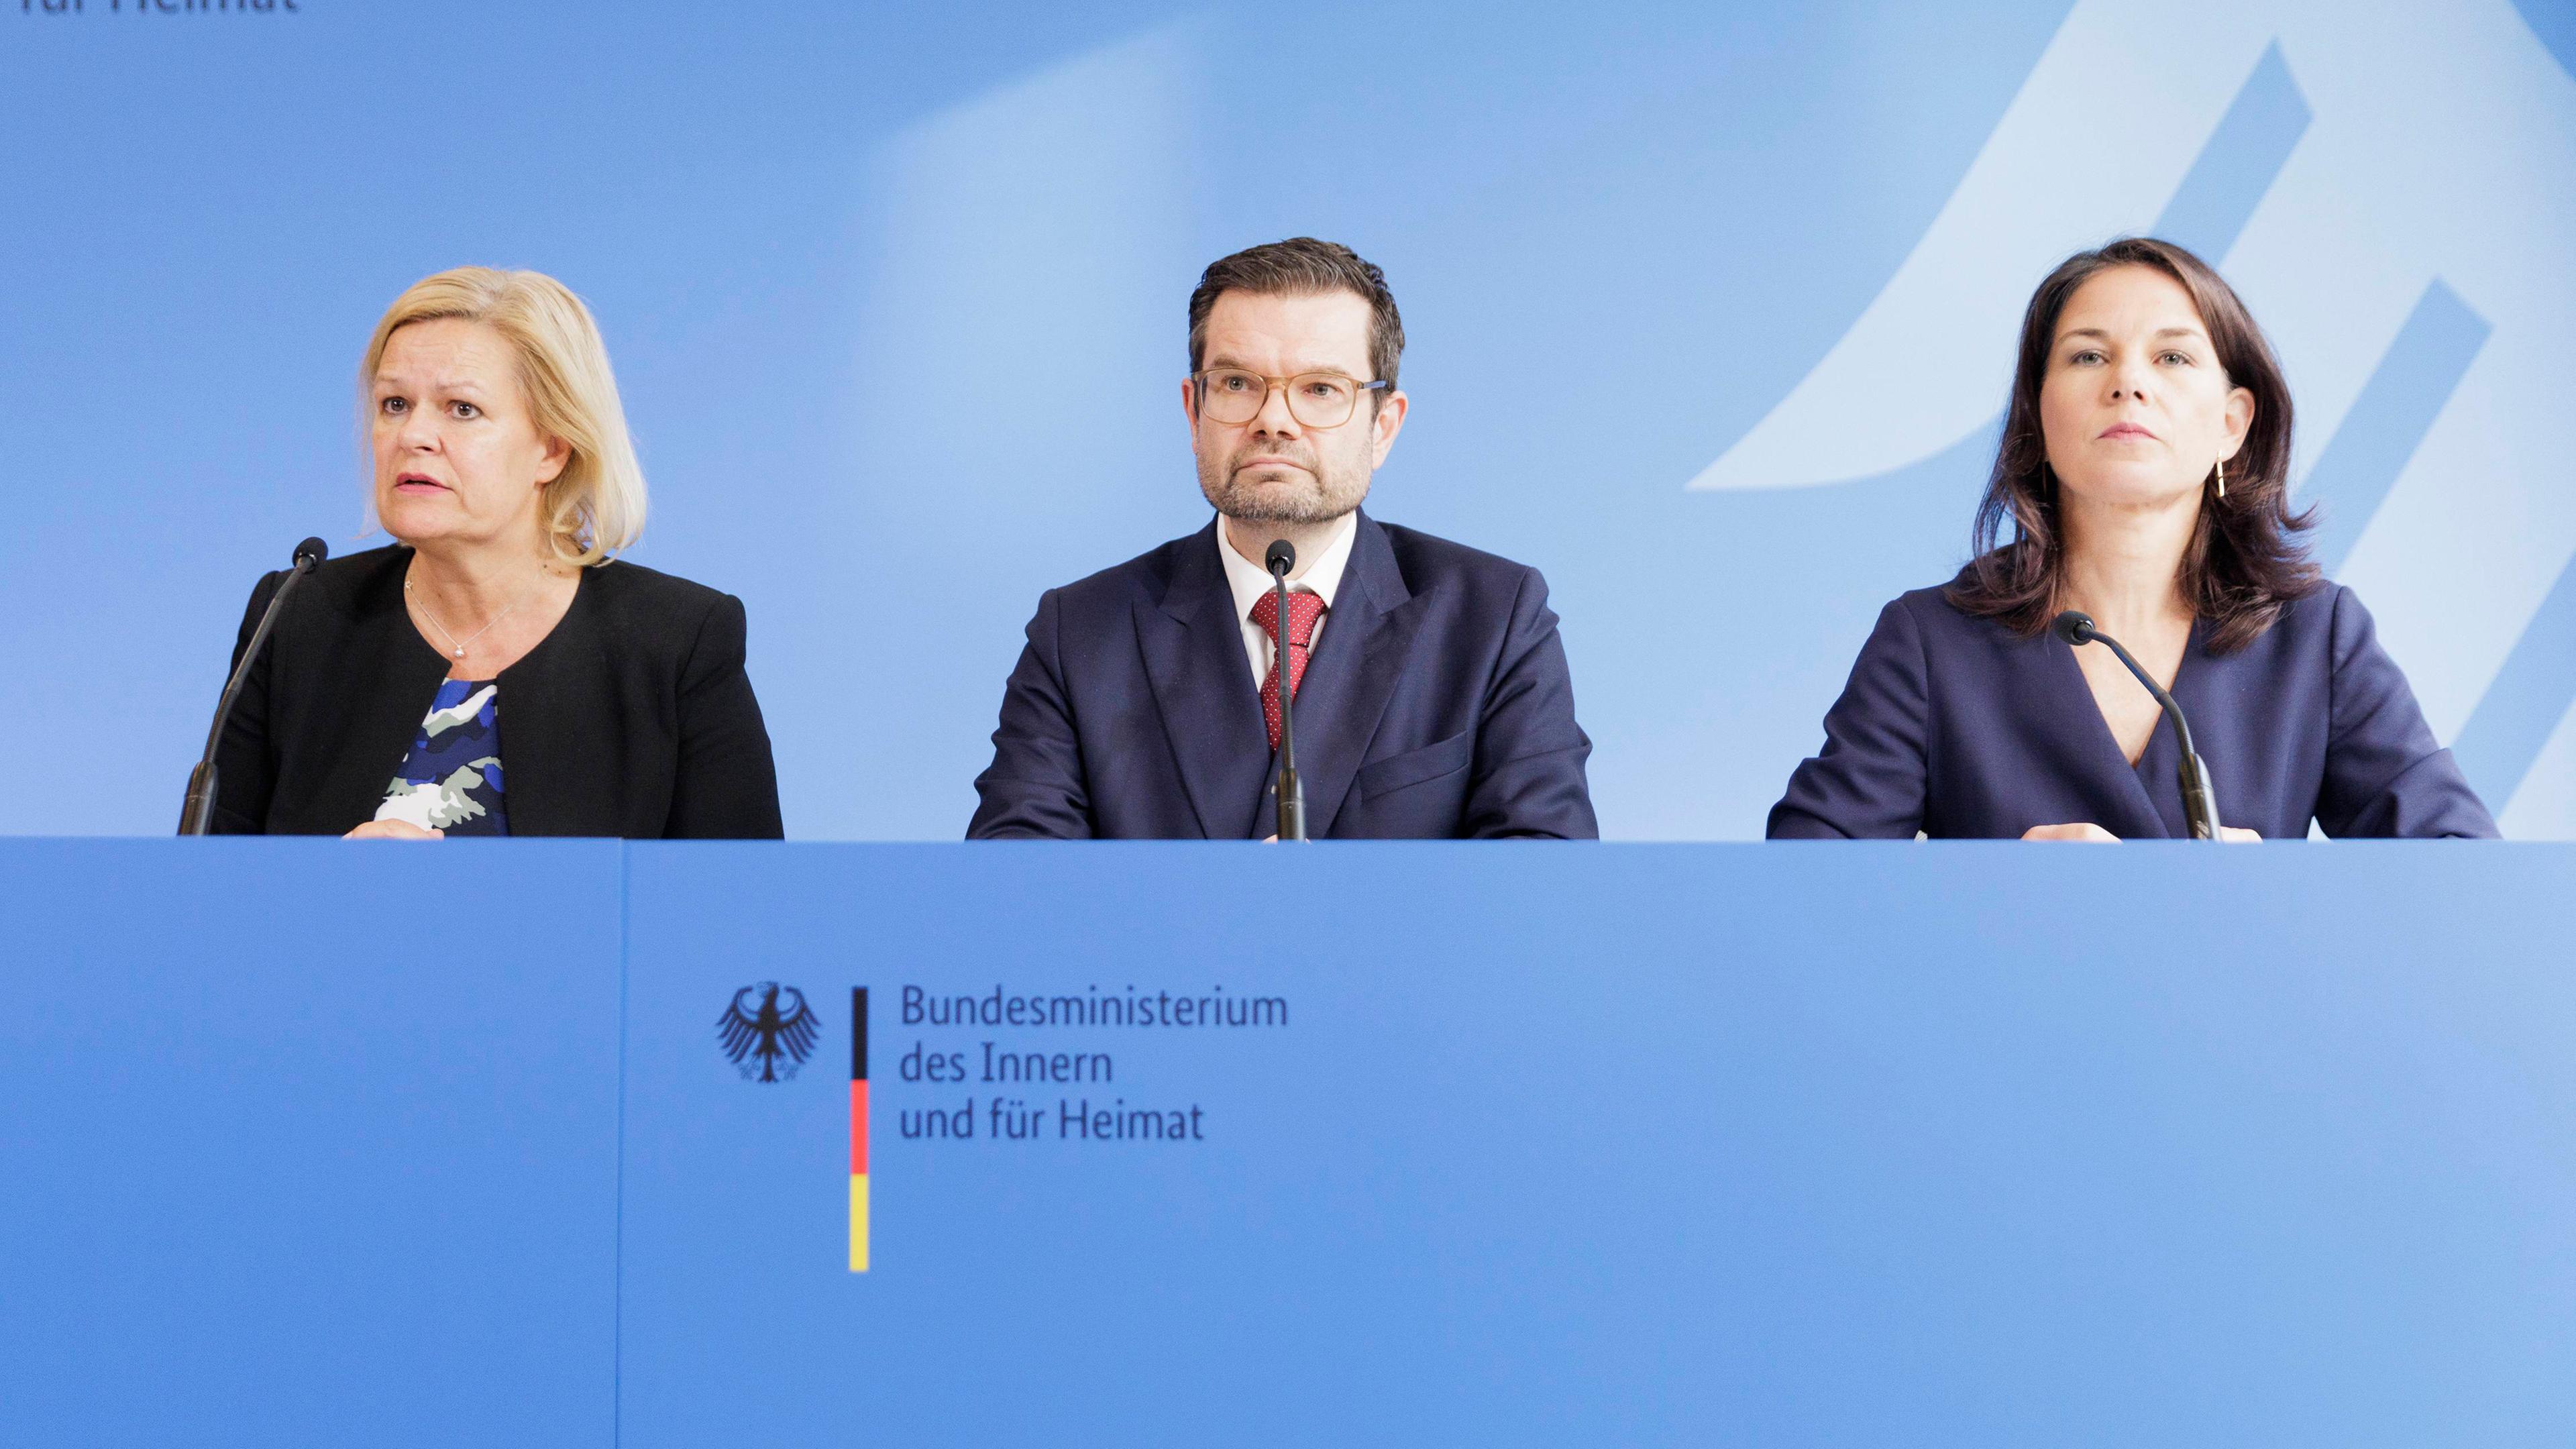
[1216,510,1357,623]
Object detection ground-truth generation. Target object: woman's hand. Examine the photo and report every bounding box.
[343,819,445,841]
[2023,822,2120,841]
[2218,826,2262,843]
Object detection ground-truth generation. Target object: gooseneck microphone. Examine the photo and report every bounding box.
[2051,610,2222,841]
[1265,539,1307,843]
[179,537,328,835]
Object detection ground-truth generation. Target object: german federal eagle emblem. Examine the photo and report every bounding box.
[718,982,819,1083]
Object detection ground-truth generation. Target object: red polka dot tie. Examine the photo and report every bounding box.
[1250,588,1327,755]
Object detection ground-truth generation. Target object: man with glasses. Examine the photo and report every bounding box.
[968,237,1597,840]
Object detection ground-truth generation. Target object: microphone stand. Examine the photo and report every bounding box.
[2052,610,2222,841]
[180,538,328,835]
[1265,540,1307,842]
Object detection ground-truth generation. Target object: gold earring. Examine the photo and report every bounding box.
[2215,460,2226,500]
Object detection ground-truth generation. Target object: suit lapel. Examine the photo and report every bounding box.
[1137,522,1273,840]
[2125,622,2210,840]
[2043,627,2172,840]
[498,570,624,837]
[1295,513,1429,838]
[322,555,454,830]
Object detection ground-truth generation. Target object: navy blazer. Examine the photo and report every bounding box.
[969,513,1597,839]
[1770,580,2497,840]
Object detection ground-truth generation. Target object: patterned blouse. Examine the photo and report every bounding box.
[374,679,508,836]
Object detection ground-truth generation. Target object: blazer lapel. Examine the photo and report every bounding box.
[2043,629,2172,840]
[1137,522,1273,840]
[321,557,454,830]
[2126,622,2213,840]
[1294,513,1430,838]
[498,571,625,837]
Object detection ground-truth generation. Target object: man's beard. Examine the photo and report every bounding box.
[1196,439,1371,525]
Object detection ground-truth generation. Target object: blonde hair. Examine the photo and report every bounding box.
[360,267,647,566]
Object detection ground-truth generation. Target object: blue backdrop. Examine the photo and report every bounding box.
[5,0,2573,839]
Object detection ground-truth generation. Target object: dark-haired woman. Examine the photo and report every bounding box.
[1769,238,2496,840]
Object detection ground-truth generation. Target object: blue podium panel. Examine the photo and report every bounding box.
[10,843,2573,1444]
[618,843,2576,1447]
[0,840,626,1448]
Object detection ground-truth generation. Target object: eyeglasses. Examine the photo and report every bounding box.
[1191,369,1389,429]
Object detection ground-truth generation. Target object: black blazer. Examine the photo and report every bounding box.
[1769,579,2497,840]
[969,512,1597,839]
[212,545,783,839]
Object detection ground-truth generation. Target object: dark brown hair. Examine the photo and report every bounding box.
[1945,237,2317,653]
[1187,237,1405,392]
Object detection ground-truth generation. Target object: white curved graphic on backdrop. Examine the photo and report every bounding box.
[1691,0,2576,830]
[1688,1,2276,494]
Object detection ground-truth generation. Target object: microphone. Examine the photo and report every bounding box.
[1265,539,1307,843]
[179,537,328,835]
[2051,610,2222,841]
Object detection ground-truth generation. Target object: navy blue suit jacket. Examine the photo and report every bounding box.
[969,513,1597,839]
[1770,580,2497,840]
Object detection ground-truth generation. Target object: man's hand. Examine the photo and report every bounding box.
[2022,822,2263,842]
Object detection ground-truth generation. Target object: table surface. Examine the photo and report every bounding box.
[5,840,2572,1446]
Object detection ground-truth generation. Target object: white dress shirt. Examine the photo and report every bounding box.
[1214,511,1358,690]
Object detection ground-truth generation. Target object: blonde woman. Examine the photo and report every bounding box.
[207,267,782,838]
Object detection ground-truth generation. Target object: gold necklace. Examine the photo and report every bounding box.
[405,572,537,661]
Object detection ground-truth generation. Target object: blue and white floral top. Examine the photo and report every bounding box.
[374,678,507,835]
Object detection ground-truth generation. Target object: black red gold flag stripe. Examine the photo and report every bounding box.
[850,987,869,1272]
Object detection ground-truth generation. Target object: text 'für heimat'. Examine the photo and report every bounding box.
[894,982,1287,1147]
